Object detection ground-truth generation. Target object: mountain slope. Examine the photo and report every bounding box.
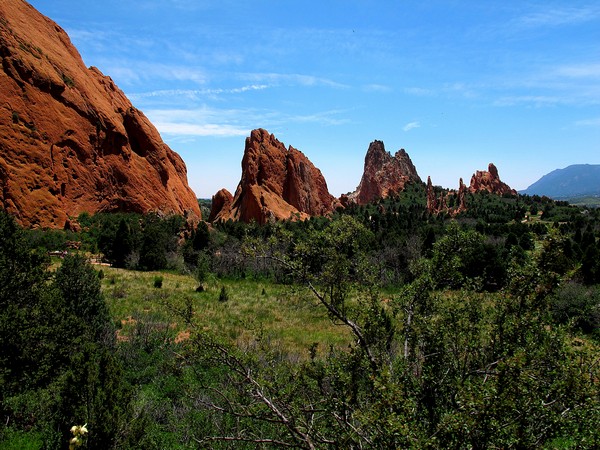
[521,164,600,199]
[0,0,200,228]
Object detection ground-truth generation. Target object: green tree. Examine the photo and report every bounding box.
[111,218,136,268]
[0,211,127,449]
[54,254,113,343]
[138,215,170,270]
[187,215,600,448]
[581,243,600,285]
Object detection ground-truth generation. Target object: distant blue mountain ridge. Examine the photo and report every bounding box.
[520,164,600,199]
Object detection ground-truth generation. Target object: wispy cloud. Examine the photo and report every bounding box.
[286,109,351,126]
[145,105,350,138]
[490,62,600,107]
[575,117,600,127]
[363,84,392,93]
[555,63,600,79]
[404,87,434,96]
[91,59,208,86]
[515,5,600,28]
[493,95,564,107]
[129,84,269,100]
[155,122,250,137]
[403,121,420,132]
[242,72,348,89]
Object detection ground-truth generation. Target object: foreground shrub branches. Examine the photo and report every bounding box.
[179,216,600,448]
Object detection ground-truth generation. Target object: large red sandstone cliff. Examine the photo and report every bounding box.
[0,0,200,228]
[212,129,336,224]
[349,140,421,205]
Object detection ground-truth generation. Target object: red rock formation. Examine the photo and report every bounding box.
[222,129,336,224]
[208,188,233,223]
[469,163,516,196]
[428,164,515,216]
[456,178,467,213]
[349,140,421,205]
[427,177,468,216]
[426,176,438,213]
[0,0,200,228]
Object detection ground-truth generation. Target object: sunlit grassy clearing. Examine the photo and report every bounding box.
[100,266,351,358]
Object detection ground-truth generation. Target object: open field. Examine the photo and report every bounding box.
[100,266,352,359]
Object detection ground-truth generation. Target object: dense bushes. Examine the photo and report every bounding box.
[552,282,600,334]
[1,187,599,448]
[188,215,599,448]
[77,212,185,271]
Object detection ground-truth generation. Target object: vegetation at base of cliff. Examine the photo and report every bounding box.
[197,198,212,218]
[1,189,600,448]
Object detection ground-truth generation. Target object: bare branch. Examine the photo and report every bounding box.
[193,434,300,448]
[255,252,380,372]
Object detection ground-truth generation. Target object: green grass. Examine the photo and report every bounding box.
[565,196,600,207]
[100,267,351,358]
[0,429,44,450]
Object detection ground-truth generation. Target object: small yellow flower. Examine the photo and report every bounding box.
[80,424,88,435]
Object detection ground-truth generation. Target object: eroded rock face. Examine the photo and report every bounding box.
[426,176,437,213]
[0,0,200,228]
[469,163,516,196]
[208,188,233,223]
[219,129,336,224]
[349,140,421,205]
[456,178,468,213]
[427,164,515,216]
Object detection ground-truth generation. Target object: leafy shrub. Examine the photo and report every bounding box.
[153,276,163,289]
[194,251,211,286]
[551,282,600,333]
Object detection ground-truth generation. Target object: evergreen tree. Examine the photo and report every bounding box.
[581,243,600,285]
[0,211,126,448]
[111,218,135,268]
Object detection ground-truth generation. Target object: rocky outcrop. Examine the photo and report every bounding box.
[215,129,337,224]
[0,0,200,228]
[456,178,468,213]
[208,188,233,223]
[426,176,437,213]
[427,163,514,216]
[349,140,421,205]
[469,163,516,196]
[427,177,468,216]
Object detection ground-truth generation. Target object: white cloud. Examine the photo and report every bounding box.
[286,109,351,126]
[129,84,269,100]
[242,72,348,89]
[155,122,249,137]
[516,5,600,28]
[95,60,208,86]
[364,84,392,93]
[555,63,600,79]
[404,87,434,96]
[144,105,350,138]
[403,121,420,132]
[493,95,563,107]
[575,117,600,127]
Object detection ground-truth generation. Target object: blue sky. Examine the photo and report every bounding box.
[30,0,600,198]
